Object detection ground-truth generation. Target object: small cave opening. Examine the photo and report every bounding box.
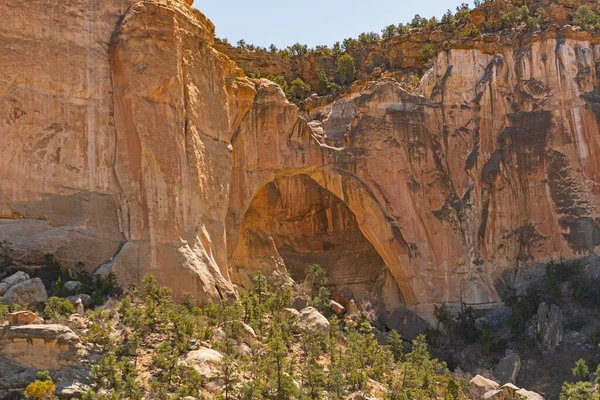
[231,174,404,309]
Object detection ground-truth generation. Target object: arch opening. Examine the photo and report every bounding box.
[229,173,406,312]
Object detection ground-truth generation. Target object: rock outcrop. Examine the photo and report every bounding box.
[0,324,83,370]
[2,0,600,323]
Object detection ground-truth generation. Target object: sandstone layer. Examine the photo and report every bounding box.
[2,0,600,322]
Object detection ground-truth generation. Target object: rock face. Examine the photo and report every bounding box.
[0,324,82,370]
[535,303,563,351]
[2,0,600,322]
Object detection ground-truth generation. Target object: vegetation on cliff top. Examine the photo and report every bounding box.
[216,0,600,101]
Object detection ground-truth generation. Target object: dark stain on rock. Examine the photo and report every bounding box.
[465,143,480,170]
[559,216,600,254]
[546,149,589,217]
[482,149,505,186]
[479,199,490,239]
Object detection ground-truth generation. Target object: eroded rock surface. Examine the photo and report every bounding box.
[2,0,600,322]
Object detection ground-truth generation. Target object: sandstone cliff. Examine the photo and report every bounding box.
[2,0,600,322]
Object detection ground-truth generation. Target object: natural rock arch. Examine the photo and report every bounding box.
[228,166,416,311]
[226,81,420,313]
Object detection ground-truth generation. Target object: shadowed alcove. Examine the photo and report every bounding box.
[230,173,405,310]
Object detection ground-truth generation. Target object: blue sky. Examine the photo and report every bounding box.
[199,1,473,48]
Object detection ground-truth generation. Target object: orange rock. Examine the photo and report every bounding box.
[7,311,38,325]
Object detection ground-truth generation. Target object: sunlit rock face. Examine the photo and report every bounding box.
[2,0,600,320]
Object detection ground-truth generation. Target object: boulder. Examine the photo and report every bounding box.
[64,281,82,293]
[298,307,330,339]
[2,278,48,308]
[470,375,500,399]
[185,347,223,381]
[516,388,545,400]
[330,300,345,314]
[6,311,39,325]
[0,271,29,296]
[493,353,521,384]
[237,343,252,358]
[67,294,92,308]
[241,322,257,345]
[483,389,504,400]
[213,328,226,342]
[283,308,300,319]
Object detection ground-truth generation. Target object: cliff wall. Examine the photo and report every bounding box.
[2,0,600,321]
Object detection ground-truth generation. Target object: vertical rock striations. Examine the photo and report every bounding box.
[1,0,600,320]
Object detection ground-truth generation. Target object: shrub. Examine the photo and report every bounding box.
[573,359,590,381]
[419,44,436,64]
[573,6,600,30]
[460,23,480,38]
[455,303,479,344]
[24,371,56,400]
[288,77,311,100]
[318,71,339,95]
[0,304,8,321]
[43,296,75,320]
[337,54,356,85]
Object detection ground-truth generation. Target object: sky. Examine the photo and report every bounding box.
[199,0,473,49]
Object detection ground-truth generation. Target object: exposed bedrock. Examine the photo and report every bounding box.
[1,0,600,320]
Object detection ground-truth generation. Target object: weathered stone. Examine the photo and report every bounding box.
[6,311,38,325]
[64,281,82,293]
[241,322,257,345]
[470,374,500,400]
[494,353,521,384]
[536,302,563,351]
[483,389,505,400]
[185,347,223,381]
[0,324,82,370]
[0,272,29,296]
[3,0,600,325]
[298,307,330,339]
[516,388,545,400]
[2,278,48,308]
[67,294,92,309]
[283,308,300,319]
[330,300,345,314]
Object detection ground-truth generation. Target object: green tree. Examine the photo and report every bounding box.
[337,54,356,85]
[560,381,597,400]
[388,329,405,362]
[419,44,436,64]
[573,359,590,381]
[0,304,9,321]
[289,77,311,100]
[266,327,297,399]
[318,71,339,95]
